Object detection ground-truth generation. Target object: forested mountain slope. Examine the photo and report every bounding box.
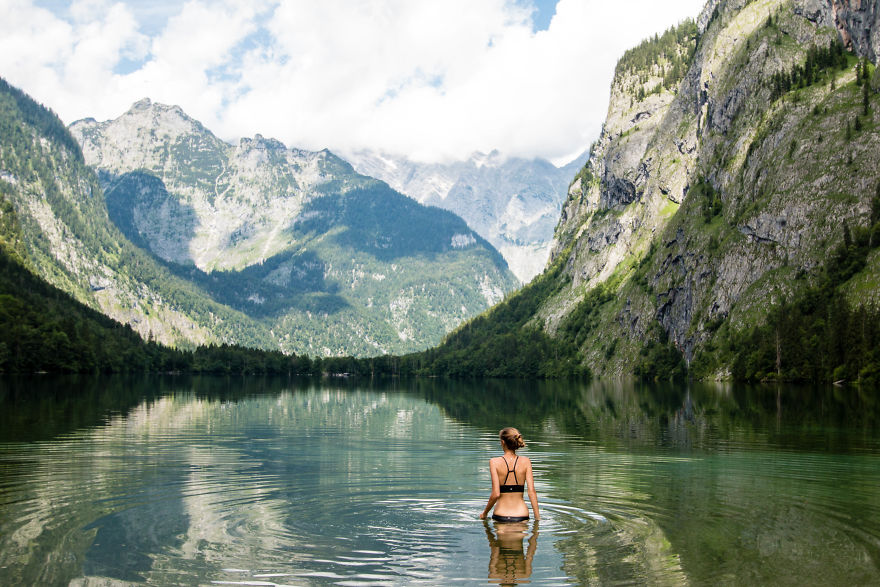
[419,0,880,382]
[0,82,517,357]
[0,195,313,375]
[0,78,259,350]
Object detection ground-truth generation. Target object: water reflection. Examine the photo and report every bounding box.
[483,519,538,585]
[1,376,879,585]
[412,377,880,453]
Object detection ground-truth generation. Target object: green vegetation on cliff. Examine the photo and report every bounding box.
[0,212,315,374]
[0,192,315,374]
[768,39,849,101]
[411,1,880,384]
[693,200,880,385]
[617,19,699,98]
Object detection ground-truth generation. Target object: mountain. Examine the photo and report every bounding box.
[0,84,517,357]
[345,149,585,283]
[0,192,313,376]
[415,0,880,381]
[0,79,254,351]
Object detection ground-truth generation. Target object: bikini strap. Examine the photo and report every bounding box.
[502,455,519,484]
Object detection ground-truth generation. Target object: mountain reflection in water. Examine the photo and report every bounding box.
[0,375,878,585]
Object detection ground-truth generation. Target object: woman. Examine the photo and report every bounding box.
[480,427,540,522]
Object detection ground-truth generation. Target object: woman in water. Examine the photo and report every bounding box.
[480,427,540,522]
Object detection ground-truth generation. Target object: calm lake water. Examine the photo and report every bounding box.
[1,376,879,586]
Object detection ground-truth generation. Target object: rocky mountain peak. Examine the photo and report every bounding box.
[345,149,585,283]
[127,99,200,135]
[239,134,287,151]
[70,99,219,174]
[130,97,152,110]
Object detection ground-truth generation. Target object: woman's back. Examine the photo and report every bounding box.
[493,455,528,492]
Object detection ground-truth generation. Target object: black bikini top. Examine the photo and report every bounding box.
[499,455,524,493]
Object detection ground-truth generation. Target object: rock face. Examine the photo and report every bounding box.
[537,0,880,375]
[73,100,356,272]
[346,150,585,283]
[795,0,880,60]
[3,93,518,357]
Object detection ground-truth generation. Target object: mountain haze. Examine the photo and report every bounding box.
[347,150,585,283]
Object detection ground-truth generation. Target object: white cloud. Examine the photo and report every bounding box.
[0,0,707,164]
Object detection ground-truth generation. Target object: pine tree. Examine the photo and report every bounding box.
[845,120,852,140]
[864,77,871,115]
[855,115,862,132]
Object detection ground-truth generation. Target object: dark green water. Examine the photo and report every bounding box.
[0,376,878,585]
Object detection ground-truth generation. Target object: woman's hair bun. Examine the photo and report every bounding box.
[500,427,526,450]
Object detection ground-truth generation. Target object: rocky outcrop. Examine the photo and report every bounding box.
[795,0,880,61]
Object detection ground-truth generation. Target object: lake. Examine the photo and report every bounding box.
[1,376,878,585]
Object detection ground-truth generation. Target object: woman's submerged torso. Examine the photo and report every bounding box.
[492,454,529,518]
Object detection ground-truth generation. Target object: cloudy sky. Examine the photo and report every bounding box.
[2,0,706,164]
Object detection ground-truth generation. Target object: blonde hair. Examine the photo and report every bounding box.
[500,427,525,451]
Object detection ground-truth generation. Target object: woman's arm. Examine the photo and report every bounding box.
[525,458,540,520]
[480,458,501,519]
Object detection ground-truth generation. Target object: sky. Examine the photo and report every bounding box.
[1,0,707,165]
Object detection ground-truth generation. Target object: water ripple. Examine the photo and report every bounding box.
[2,384,880,586]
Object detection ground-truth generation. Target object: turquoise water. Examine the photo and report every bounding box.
[1,376,879,585]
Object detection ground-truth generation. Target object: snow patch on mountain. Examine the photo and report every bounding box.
[345,149,586,283]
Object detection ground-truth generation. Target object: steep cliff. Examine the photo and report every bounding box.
[545,0,880,377]
[417,0,880,379]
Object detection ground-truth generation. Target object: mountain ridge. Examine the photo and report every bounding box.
[1,83,518,358]
[345,148,586,283]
